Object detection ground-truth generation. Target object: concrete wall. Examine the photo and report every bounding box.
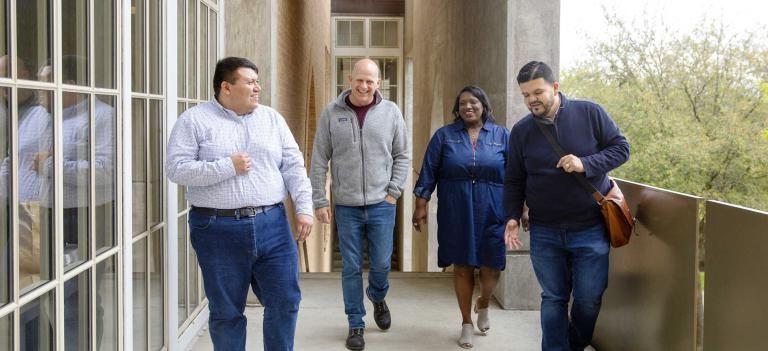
[225,0,333,272]
[274,0,333,272]
[224,0,274,106]
[406,0,560,271]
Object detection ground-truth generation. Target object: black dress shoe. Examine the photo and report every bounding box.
[372,299,391,331]
[346,328,365,350]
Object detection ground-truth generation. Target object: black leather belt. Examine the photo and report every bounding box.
[191,203,280,217]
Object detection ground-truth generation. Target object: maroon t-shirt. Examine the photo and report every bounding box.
[345,96,377,128]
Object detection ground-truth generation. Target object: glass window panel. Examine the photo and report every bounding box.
[177,215,187,327]
[370,20,384,47]
[0,0,9,78]
[148,100,162,227]
[199,5,208,100]
[336,20,349,47]
[0,87,9,305]
[0,314,11,350]
[20,290,55,350]
[149,229,164,350]
[94,0,116,88]
[64,271,90,351]
[385,21,398,47]
[187,0,197,99]
[61,0,89,86]
[337,57,363,90]
[209,11,217,97]
[350,20,364,47]
[97,255,118,351]
[177,0,185,98]
[131,0,146,93]
[18,88,54,292]
[16,0,52,82]
[178,184,186,212]
[148,0,162,95]
[133,238,147,351]
[188,243,198,312]
[95,95,117,253]
[62,93,91,271]
[132,99,147,236]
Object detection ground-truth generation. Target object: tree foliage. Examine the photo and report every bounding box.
[562,13,768,211]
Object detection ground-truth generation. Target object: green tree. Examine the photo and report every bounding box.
[562,14,768,211]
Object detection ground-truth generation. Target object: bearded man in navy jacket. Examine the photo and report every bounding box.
[503,61,630,351]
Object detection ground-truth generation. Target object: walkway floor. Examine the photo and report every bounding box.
[190,273,545,350]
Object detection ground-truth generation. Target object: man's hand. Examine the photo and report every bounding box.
[556,154,584,173]
[384,194,397,205]
[32,151,51,172]
[230,152,252,175]
[315,207,332,224]
[294,214,313,242]
[504,219,523,250]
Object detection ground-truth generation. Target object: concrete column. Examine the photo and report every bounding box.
[406,0,559,308]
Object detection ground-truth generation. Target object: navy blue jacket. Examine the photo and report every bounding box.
[503,93,630,229]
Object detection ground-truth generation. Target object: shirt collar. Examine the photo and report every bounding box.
[449,119,493,132]
[211,97,255,120]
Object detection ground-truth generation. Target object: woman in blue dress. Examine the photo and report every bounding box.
[412,86,509,349]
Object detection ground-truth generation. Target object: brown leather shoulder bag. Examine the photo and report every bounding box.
[534,121,634,248]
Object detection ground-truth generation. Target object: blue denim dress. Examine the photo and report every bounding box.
[414,120,509,269]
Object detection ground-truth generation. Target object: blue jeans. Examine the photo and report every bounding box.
[530,223,610,351]
[190,204,300,351]
[335,201,396,328]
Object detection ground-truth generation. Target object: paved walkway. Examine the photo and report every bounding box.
[190,273,544,351]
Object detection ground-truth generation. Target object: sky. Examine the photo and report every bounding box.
[560,0,768,70]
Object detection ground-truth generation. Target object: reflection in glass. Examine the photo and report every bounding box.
[149,100,163,227]
[199,5,208,100]
[210,13,217,98]
[149,0,162,95]
[61,0,89,86]
[61,92,91,270]
[0,314,11,350]
[0,87,9,305]
[64,272,90,351]
[0,1,9,78]
[95,0,116,88]
[96,255,118,351]
[20,290,55,350]
[16,0,52,82]
[370,20,384,47]
[189,242,198,312]
[95,95,117,253]
[16,88,54,292]
[385,20,398,47]
[177,215,187,326]
[336,57,363,96]
[177,0,185,98]
[187,0,196,99]
[371,57,399,105]
[133,238,147,351]
[131,0,146,93]
[149,230,164,350]
[132,99,147,236]
[350,21,364,47]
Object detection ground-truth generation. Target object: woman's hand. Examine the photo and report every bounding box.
[412,197,428,232]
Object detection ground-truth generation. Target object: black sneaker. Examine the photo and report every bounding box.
[371,299,391,331]
[346,328,365,350]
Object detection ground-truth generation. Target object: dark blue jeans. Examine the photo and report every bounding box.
[189,204,300,351]
[335,201,396,329]
[530,223,610,351]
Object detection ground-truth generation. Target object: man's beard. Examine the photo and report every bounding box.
[529,93,554,117]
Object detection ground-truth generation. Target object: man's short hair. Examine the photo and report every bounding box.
[213,57,259,98]
[516,61,555,85]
